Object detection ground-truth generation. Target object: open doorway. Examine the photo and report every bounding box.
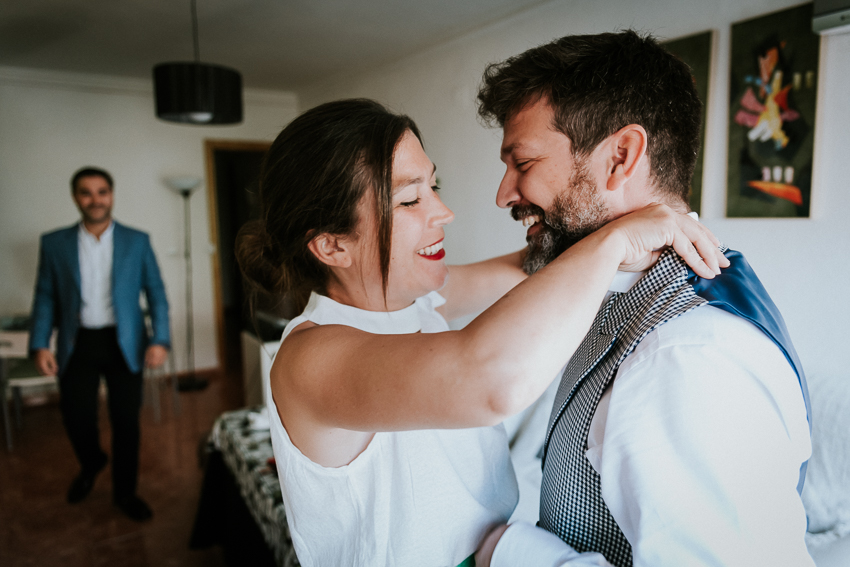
[204,140,270,385]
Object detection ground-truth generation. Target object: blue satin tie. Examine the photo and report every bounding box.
[688,249,811,494]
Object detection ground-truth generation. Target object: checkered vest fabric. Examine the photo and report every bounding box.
[538,248,707,567]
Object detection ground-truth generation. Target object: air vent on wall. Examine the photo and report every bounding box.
[813,0,850,34]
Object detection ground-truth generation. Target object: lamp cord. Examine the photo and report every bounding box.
[191,0,201,63]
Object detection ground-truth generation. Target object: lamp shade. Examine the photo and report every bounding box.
[164,175,202,195]
[153,62,243,125]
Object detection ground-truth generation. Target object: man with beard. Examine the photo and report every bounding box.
[474,31,814,567]
[29,167,169,522]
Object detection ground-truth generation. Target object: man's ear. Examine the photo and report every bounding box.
[307,233,353,268]
[604,124,648,192]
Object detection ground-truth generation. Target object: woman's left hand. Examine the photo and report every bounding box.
[601,204,729,278]
[475,524,509,567]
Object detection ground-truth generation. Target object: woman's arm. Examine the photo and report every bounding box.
[438,249,527,322]
[274,205,725,442]
[279,226,618,433]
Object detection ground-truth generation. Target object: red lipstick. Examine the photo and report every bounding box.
[421,249,446,261]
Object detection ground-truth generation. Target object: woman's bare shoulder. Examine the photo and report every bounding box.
[271,320,377,466]
[272,319,368,393]
[274,320,320,380]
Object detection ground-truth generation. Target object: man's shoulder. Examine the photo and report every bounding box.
[40,224,78,247]
[646,303,765,350]
[42,224,77,239]
[113,221,151,242]
[622,304,793,393]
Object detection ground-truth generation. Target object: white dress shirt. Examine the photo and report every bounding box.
[78,221,116,328]
[493,270,814,567]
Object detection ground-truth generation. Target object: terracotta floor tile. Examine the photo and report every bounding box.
[0,371,242,566]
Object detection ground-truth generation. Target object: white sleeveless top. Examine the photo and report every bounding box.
[267,291,518,567]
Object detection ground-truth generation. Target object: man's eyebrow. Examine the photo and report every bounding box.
[500,142,531,158]
[394,164,437,191]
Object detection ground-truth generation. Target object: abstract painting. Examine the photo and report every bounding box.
[727,3,820,218]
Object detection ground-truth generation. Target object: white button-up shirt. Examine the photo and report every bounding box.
[78,221,116,329]
[492,269,814,567]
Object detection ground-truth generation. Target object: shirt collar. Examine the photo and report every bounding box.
[78,220,114,242]
[610,211,698,294]
[610,270,645,293]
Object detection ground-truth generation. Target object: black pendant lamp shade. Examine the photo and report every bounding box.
[154,62,243,125]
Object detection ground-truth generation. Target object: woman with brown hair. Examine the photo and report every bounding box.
[237,98,724,567]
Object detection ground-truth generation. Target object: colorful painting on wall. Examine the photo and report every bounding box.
[727,3,820,218]
[663,31,712,215]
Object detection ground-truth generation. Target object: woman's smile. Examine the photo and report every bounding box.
[416,239,445,260]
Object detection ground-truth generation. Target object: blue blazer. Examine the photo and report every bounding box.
[29,222,170,375]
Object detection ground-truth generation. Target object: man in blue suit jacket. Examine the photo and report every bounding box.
[29,167,170,522]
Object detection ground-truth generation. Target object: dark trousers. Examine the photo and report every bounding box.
[59,327,143,500]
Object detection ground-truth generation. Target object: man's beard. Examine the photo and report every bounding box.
[512,159,610,275]
[81,205,111,224]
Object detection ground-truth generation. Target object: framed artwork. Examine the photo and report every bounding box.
[727,3,820,218]
[663,31,713,215]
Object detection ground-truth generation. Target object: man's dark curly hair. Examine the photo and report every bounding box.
[477,30,701,206]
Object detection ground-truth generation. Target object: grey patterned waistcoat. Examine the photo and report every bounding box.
[538,249,707,567]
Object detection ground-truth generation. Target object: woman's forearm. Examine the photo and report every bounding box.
[440,249,527,320]
[458,228,624,420]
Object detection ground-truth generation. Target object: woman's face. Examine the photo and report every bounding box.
[350,130,455,310]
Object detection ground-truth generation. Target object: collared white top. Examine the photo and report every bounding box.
[493,266,814,567]
[78,221,116,328]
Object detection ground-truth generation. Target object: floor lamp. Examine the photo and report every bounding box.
[165,176,208,392]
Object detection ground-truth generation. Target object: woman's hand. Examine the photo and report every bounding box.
[475,524,509,567]
[596,204,729,279]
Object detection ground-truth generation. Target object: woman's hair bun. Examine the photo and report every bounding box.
[236,219,286,296]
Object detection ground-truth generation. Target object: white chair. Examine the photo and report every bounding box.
[143,347,180,423]
[0,330,57,451]
[141,309,180,423]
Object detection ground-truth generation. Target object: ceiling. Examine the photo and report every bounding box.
[0,0,550,91]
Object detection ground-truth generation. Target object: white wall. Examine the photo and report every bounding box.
[0,66,298,372]
[299,0,850,380]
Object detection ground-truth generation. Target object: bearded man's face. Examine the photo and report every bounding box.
[513,158,611,275]
[496,98,613,275]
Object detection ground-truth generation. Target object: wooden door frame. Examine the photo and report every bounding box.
[204,139,271,374]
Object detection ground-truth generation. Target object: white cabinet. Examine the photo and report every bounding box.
[240,331,280,408]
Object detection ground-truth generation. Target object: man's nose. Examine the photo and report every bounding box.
[496,172,520,209]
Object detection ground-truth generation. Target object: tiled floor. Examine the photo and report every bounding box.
[0,371,244,566]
